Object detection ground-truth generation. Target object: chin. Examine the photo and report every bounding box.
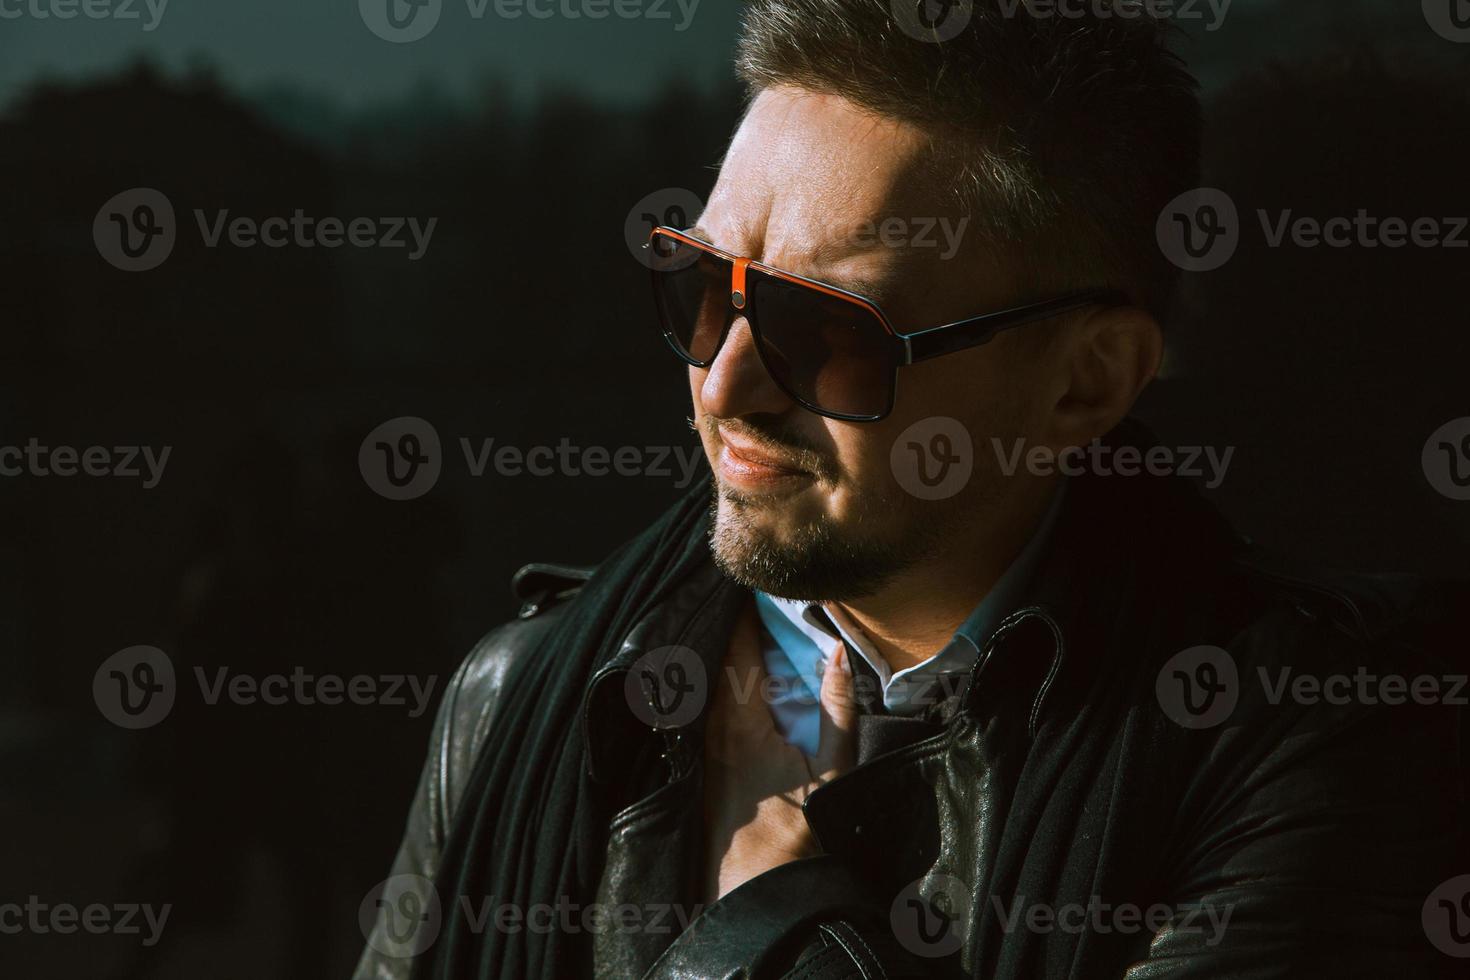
[706,481,922,603]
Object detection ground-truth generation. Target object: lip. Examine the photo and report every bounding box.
[718,433,812,490]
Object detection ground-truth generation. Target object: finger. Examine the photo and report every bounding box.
[815,644,857,778]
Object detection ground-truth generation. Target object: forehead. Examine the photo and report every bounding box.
[701,86,943,265]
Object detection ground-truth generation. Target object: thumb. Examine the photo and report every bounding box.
[815,644,857,778]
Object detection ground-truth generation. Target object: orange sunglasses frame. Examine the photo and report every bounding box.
[648,225,1124,422]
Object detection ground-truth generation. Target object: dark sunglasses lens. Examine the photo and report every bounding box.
[751,273,896,418]
[651,237,730,365]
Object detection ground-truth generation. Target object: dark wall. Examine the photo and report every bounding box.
[3,12,1467,980]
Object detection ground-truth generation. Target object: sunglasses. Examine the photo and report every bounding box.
[647,226,1126,422]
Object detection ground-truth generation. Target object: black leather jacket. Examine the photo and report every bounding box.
[357,466,1467,979]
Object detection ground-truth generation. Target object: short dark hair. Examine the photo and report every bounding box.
[735,0,1202,319]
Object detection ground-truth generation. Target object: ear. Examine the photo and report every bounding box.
[1043,304,1163,447]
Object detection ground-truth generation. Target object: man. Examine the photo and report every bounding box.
[357,2,1466,977]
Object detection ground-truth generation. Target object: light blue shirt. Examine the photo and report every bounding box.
[754,485,1065,756]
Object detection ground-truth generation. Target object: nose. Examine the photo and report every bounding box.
[696,314,794,420]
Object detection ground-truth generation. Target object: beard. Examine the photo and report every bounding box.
[707,476,950,603]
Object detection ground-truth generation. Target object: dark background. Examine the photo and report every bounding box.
[2,1,1467,976]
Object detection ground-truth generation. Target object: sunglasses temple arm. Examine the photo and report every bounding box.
[901,291,1126,365]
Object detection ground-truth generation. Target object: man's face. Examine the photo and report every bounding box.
[692,85,1061,601]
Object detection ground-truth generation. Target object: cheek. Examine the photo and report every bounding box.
[823,426,900,505]
[689,368,716,455]
[891,340,1038,430]
[688,365,708,413]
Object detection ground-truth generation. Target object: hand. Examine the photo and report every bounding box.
[701,602,857,903]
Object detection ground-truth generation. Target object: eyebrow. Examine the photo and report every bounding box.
[684,225,897,303]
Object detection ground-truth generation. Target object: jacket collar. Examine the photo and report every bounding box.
[582,558,745,784]
[972,419,1244,737]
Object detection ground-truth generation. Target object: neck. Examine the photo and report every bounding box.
[832,478,1059,673]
